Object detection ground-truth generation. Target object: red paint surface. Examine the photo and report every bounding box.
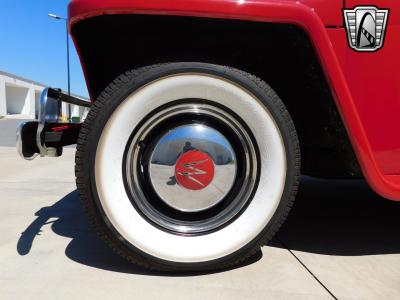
[51,125,70,132]
[175,150,215,190]
[345,0,400,25]
[68,0,343,26]
[49,123,81,132]
[68,0,400,200]
[345,25,400,175]
[341,1,400,175]
[304,0,343,26]
[329,25,400,175]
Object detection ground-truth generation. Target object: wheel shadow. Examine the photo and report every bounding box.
[16,190,261,276]
[17,177,399,275]
[272,176,400,255]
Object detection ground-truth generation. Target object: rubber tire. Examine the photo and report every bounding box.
[75,63,300,272]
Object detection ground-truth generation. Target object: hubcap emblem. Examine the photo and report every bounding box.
[175,150,214,190]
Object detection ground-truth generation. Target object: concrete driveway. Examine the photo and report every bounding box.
[0,146,399,300]
[0,119,31,147]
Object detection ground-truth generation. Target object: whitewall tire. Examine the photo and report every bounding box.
[75,63,300,272]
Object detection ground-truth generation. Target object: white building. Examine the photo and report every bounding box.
[0,70,87,120]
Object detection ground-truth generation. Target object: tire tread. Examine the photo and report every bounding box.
[75,63,300,272]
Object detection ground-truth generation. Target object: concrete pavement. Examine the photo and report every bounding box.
[0,146,399,299]
[0,119,30,147]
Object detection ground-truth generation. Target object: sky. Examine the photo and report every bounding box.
[0,0,88,98]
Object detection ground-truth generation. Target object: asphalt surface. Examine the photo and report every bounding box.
[1,124,400,299]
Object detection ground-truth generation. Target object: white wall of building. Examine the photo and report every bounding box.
[0,71,87,121]
[0,77,7,117]
[6,85,29,115]
[0,72,43,119]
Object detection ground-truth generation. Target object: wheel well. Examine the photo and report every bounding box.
[71,14,361,178]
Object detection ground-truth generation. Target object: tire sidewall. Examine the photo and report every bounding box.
[79,62,299,271]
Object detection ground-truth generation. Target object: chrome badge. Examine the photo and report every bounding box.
[343,6,389,52]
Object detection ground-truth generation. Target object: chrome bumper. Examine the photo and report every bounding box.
[16,88,91,160]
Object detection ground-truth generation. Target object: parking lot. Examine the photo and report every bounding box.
[1,119,400,299]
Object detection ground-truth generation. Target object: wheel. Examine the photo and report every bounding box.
[76,62,300,272]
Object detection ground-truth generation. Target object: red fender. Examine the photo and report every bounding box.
[68,0,400,200]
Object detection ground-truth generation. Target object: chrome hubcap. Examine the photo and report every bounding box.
[149,124,237,212]
[124,102,258,234]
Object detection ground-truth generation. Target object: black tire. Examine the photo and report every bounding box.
[75,62,300,272]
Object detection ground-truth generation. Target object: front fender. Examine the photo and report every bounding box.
[68,0,400,200]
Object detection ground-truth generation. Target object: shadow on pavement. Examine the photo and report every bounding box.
[272,177,400,255]
[17,176,400,275]
[16,190,261,276]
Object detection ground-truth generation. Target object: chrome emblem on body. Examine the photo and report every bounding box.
[343,6,389,52]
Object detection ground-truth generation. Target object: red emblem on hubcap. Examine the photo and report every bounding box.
[175,150,215,190]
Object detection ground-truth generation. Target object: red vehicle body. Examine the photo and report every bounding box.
[67,0,400,201]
